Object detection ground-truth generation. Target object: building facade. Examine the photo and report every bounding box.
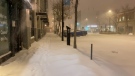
[0,0,11,63]
[0,0,49,64]
[117,8,135,34]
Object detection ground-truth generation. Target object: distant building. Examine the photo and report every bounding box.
[117,8,135,34]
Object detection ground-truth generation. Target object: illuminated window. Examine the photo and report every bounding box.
[122,16,125,21]
[119,18,121,22]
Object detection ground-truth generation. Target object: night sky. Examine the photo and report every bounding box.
[49,0,135,26]
[79,0,135,24]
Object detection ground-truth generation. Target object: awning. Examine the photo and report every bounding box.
[23,0,32,9]
[41,17,49,24]
[43,20,49,23]
[10,0,32,9]
[40,17,48,20]
[36,12,47,16]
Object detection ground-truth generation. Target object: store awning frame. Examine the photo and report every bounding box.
[23,0,32,9]
[36,12,47,16]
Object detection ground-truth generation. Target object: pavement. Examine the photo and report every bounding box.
[0,33,110,76]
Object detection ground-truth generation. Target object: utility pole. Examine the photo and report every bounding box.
[109,17,110,32]
[62,0,64,41]
[74,0,78,48]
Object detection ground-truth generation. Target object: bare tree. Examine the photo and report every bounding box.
[122,5,130,34]
[52,0,79,48]
[52,0,62,36]
[111,9,120,33]
[74,0,78,48]
[52,0,71,36]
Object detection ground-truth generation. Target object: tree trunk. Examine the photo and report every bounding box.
[74,0,78,48]
[61,0,64,41]
[125,19,128,34]
[59,21,61,36]
[54,14,56,34]
[126,22,128,34]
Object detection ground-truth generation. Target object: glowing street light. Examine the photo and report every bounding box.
[107,10,113,32]
[85,18,88,21]
[108,10,112,13]
[85,18,88,26]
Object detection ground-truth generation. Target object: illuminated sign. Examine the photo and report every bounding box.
[87,25,97,27]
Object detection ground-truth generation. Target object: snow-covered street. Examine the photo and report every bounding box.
[0,33,111,76]
[1,33,135,76]
[71,33,135,76]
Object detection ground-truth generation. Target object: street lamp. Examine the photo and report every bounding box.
[85,18,88,21]
[108,10,112,13]
[85,18,88,26]
[107,10,113,32]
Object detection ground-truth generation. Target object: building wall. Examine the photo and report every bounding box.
[0,0,12,64]
[28,0,48,43]
[0,0,49,63]
[117,21,135,34]
[117,9,135,34]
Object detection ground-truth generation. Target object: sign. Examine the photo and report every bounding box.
[36,12,47,15]
[64,0,70,5]
[12,21,15,27]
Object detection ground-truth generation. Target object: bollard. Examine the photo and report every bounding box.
[91,44,93,60]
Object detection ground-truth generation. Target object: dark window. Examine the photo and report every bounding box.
[30,11,34,37]
[0,1,9,56]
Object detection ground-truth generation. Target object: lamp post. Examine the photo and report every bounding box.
[85,18,88,26]
[108,10,112,32]
[74,0,78,48]
[62,0,64,41]
[85,18,89,31]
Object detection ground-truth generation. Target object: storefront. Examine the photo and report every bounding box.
[0,0,10,56]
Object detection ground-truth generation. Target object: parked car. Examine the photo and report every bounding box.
[80,30,87,36]
[63,30,87,37]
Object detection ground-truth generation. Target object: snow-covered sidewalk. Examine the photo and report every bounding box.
[0,33,110,76]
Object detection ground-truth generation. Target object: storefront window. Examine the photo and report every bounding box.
[0,1,9,56]
[30,11,34,37]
